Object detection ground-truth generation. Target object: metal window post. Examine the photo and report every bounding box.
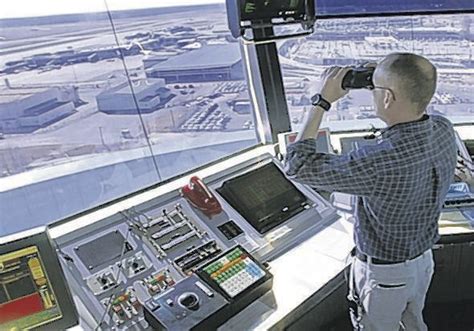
[240,27,292,144]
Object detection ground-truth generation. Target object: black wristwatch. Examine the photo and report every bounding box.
[311,93,331,111]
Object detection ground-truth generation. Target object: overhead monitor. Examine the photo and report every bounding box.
[239,0,311,22]
[0,227,78,331]
[278,129,332,156]
[226,0,315,41]
[315,0,474,17]
[217,162,308,234]
[340,136,378,154]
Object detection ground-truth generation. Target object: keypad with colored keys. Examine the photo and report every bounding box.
[203,247,265,298]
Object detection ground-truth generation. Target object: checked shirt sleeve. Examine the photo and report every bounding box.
[284,138,377,196]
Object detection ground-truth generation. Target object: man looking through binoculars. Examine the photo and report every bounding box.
[285,53,457,331]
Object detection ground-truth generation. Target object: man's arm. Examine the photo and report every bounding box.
[285,66,377,196]
[284,140,377,196]
[296,66,350,141]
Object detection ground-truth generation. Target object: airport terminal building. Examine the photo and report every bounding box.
[146,44,245,83]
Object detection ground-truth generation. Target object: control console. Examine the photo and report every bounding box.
[144,274,228,331]
[144,246,273,330]
[198,246,271,301]
[52,155,337,329]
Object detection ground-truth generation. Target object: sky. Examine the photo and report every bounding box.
[1,0,224,19]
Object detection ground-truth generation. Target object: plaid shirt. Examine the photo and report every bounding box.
[285,115,457,261]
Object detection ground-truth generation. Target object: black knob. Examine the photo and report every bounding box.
[178,292,200,311]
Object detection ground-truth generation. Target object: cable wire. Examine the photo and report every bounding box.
[102,0,162,181]
[94,219,133,330]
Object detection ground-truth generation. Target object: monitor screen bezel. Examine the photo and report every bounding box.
[239,0,310,22]
[217,162,308,234]
[0,227,78,331]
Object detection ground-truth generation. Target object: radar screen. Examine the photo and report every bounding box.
[217,162,308,234]
[0,246,62,330]
[0,228,78,330]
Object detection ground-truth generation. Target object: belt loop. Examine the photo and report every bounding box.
[367,256,372,265]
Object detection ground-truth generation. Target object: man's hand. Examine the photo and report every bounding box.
[455,154,474,187]
[320,66,351,103]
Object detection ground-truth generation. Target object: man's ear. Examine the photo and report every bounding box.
[383,90,394,109]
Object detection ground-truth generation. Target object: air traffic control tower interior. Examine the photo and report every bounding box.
[1,0,474,330]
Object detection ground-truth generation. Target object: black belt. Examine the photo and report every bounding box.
[355,249,424,265]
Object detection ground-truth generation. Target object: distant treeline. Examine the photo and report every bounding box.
[0,4,223,27]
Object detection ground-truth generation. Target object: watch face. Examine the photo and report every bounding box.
[311,94,321,105]
[311,94,330,111]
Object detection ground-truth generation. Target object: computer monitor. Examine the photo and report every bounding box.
[340,135,378,154]
[278,128,332,156]
[0,227,78,331]
[217,162,309,234]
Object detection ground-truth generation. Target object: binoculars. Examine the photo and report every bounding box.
[342,66,375,90]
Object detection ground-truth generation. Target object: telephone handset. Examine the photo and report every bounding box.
[180,176,222,218]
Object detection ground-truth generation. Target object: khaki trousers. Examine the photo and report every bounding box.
[348,249,434,331]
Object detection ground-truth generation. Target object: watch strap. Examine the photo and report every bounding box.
[311,94,331,111]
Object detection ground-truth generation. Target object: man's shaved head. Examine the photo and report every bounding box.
[377,53,437,114]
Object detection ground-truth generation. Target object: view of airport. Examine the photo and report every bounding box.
[0,5,257,181]
[0,3,473,233]
[280,15,474,129]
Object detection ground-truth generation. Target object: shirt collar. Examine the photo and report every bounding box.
[381,114,431,139]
